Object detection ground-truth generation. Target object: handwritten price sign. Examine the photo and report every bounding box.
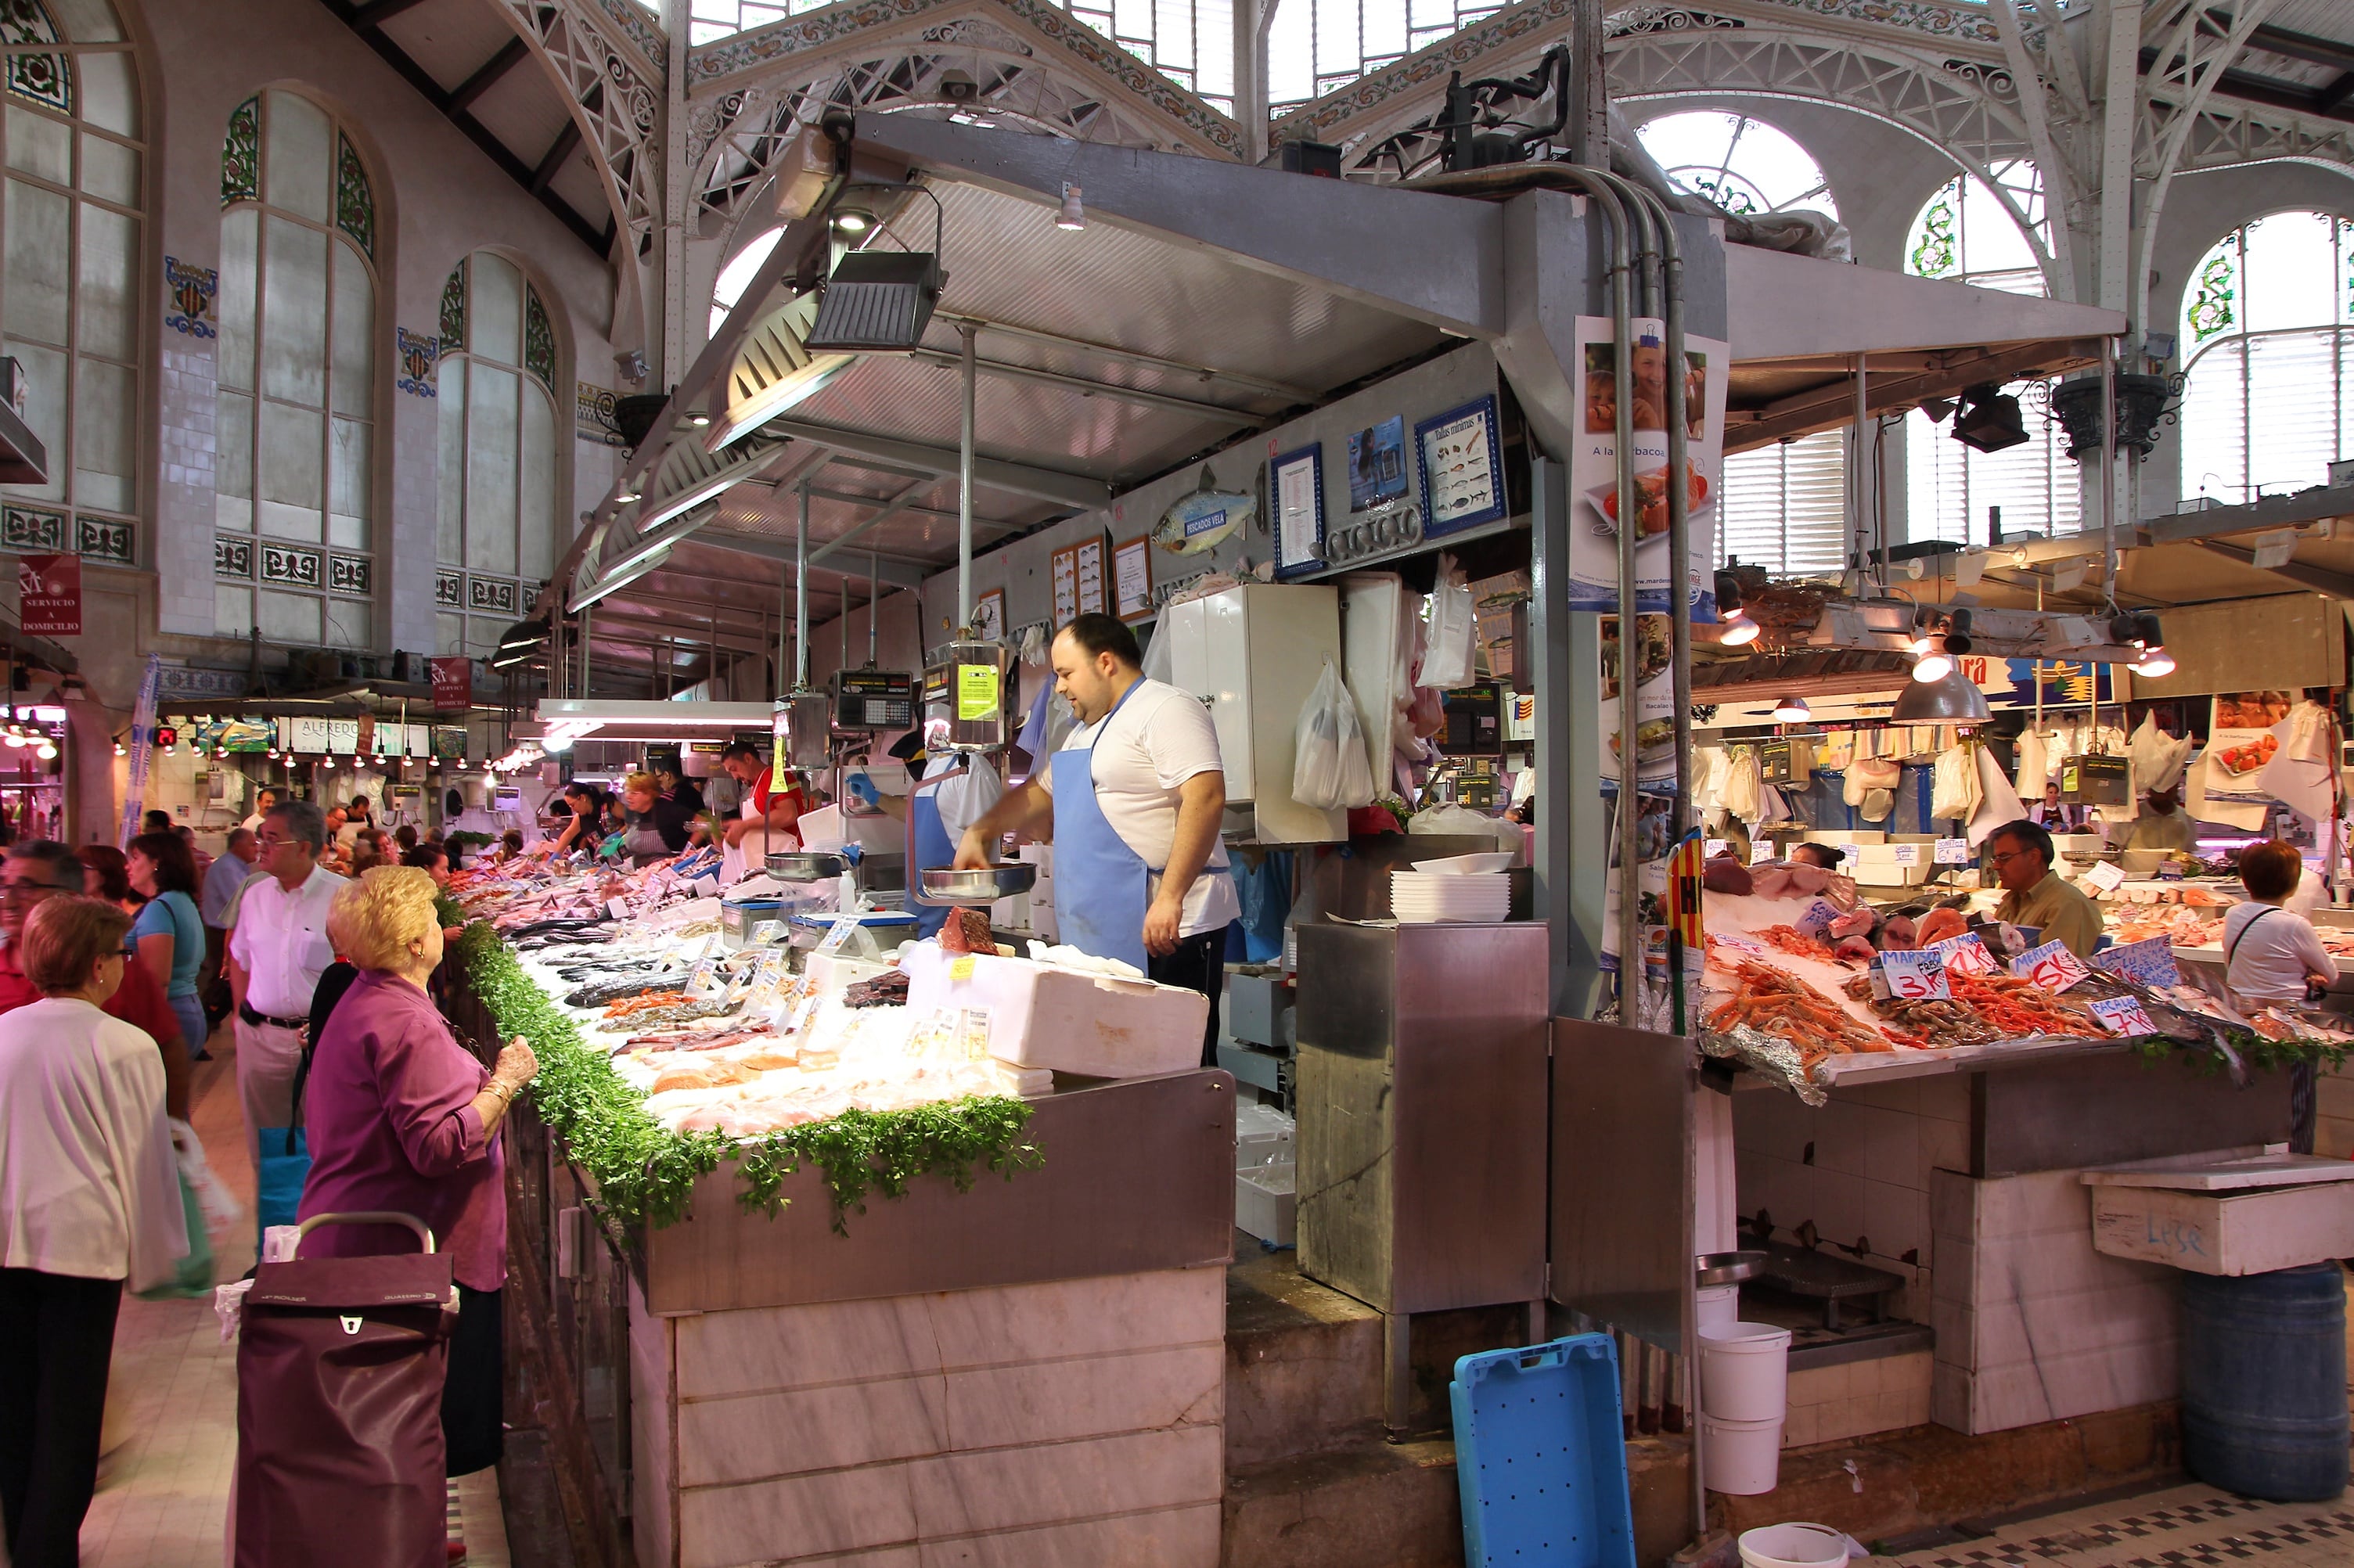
[2080,861,2125,894]
[2093,933,2182,990]
[1750,839,1776,866]
[2089,995,2158,1037]
[1893,843,1921,866]
[1934,838,1971,865]
[1714,933,1773,959]
[2012,938,2093,993]
[1794,898,1844,940]
[1877,948,1950,1001]
[1929,932,1997,975]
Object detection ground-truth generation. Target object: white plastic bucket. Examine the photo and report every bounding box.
[1700,1321,1793,1422]
[1737,1522,1851,1568]
[1701,1412,1783,1495]
[1697,1283,1741,1331]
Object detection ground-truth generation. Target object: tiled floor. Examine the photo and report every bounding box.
[74,1019,511,1566]
[1871,1486,2354,1568]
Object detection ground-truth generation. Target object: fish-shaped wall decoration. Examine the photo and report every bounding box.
[1154,466,1254,556]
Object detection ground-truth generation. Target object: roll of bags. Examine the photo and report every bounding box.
[1700,1322,1792,1495]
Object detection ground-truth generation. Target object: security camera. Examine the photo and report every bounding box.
[939,70,979,103]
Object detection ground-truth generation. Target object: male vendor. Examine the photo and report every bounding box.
[1987,817,2101,958]
[848,731,1003,943]
[716,740,812,883]
[955,613,1238,1066]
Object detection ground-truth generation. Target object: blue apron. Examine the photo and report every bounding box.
[904,759,963,940]
[1050,682,1154,973]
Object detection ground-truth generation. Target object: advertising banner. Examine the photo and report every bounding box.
[18,553,79,635]
[1565,317,1728,617]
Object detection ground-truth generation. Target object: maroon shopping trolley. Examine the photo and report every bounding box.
[235,1211,456,1568]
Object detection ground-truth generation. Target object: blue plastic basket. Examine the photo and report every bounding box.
[1452,1334,1636,1568]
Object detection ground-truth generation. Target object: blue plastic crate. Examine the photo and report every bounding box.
[1452,1334,1636,1568]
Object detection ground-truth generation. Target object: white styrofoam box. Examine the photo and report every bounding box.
[1237,1164,1297,1246]
[901,943,1206,1077]
[805,952,894,995]
[1235,1103,1296,1171]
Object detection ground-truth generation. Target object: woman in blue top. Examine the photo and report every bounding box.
[126,831,207,1059]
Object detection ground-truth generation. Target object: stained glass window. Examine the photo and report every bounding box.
[0,0,142,567]
[1635,112,1838,221]
[2179,210,2354,506]
[1902,163,2081,541]
[437,251,561,661]
[215,88,376,649]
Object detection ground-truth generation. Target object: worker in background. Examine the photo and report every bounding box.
[2032,783,2086,832]
[849,730,1005,941]
[953,614,1238,1066]
[715,741,812,884]
[2122,785,2198,855]
[1788,843,1844,872]
[1987,818,2101,957]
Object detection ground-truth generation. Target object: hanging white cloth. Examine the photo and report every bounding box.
[2257,699,2336,825]
[2127,712,2192,795]
[1964,744,2027,847]
[1931,743,1981,824]
[2014,728,2050,799]
[1720,748,1763,825]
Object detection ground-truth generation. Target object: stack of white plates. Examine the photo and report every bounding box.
[1390,870,1511,923]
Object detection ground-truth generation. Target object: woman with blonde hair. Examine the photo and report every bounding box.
[0,895,186,1563]
[297,867,537,1482]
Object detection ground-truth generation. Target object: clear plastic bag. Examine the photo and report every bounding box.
[1293,660,1373,810]
[1415,553,1478,689]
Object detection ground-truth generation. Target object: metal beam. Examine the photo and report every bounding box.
[2190,539,2354,599]
[905,346,1264,424]
[449,37,530,112]
[808,481,931,566]
[349,0,434,25]
[932,312,1316,405]
[529,117,581,197]
[691,527,934,587]
[759,417,1110,509]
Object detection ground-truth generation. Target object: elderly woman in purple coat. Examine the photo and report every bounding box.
[296,866,537,1477]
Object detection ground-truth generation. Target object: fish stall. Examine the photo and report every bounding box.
[445,845,1236,1567]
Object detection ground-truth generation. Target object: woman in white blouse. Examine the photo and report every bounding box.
[0,894,187,1566]
[2226,840,2338,1155]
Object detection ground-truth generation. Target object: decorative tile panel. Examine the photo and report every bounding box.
[214,535,254,581]
[435,570,463,607]
[397,327,441,397]
[524,286,556,390]
[575,383,624,447]
[78,516,134,565]
[221,95,259,207]
[259,542,322,588]
[329,553,371,595]
[2,505,67,552]
[335,131,374,259]
[164,256,218,339]
[467,575,518,616]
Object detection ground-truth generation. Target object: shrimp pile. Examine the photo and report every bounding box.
[1705,947,1906,1069]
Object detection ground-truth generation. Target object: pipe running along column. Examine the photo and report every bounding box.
[795,478,812,691]
[958,323,977,629]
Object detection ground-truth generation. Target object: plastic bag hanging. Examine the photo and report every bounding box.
[1415,553,1478,689]
[1293,659,1374,811]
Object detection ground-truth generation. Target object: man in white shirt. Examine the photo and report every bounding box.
[956,613,1240,1065]
[198,826,262,1055]
[239,786,279,835]
[226,800,345,1176]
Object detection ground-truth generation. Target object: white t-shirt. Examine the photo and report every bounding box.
[1042,679,1240,940]
[2223,900,2338,1002]
[923,754,1003,840]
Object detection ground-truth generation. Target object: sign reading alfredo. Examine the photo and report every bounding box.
[1564,317,1730,617]
[17,552,79,635]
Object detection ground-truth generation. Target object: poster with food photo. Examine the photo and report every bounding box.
[1567,317,1727,615]
[1597,612,1679,790]
[2205,691,2291,793]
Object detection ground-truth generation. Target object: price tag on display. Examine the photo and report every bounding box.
[948,955,977,981]
[1876,948,1951,1001]
[684,955,725,999]
[1794,898,1843,940]
[1705,840,1727,858]
[2081,861,2126,894]
[691,874,720,899]
[1750,839,1776,866]
[749,919,784,945]
[1934,838,1972,865]
[2011,938,2093,993]
[2093,933,2182,990]
[1714,933,1772,960]
[815,915,861,956]
[1893,843,1921,866]
[1929,932,1997,975]
[606,897,632,921]
[1838,843,1859,865]
[2089,994,2158,1037]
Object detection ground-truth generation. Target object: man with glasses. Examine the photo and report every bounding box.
[1987,818,2101,958]
[226,800,344,1177]
[0,841,190,1120]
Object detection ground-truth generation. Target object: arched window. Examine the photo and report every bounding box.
[1634,112,1838,221]
[0,0,142,568]
[1903,164,2080,541]
[435,250,560,660]
[1632,112,1846,576]
[2178,210,2353,505]
[214,89,378,649]
[711,224,782,337]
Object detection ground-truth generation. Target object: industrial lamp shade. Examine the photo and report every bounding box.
[1889,666,1992,723]
[804,251,941,352]
[1950,383,2030,455]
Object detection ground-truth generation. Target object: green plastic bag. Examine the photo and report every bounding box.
[133,1170,214,1300]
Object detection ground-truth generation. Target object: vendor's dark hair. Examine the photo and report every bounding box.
[2239,839,2303,901]
[128,831,198,895]
[721,740,762,762]
[1988,818,2053,868]
[1058,613,1141,669]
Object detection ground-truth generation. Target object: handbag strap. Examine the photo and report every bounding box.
[2225,905,2284,976]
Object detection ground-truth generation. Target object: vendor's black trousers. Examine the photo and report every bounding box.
[0,1268,123,1568]
[1149,930,1227,1069]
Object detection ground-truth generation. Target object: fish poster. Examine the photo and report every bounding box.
[1566,316,1727,616]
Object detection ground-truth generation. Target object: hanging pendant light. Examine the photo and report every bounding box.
[1771,695,1811,722]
